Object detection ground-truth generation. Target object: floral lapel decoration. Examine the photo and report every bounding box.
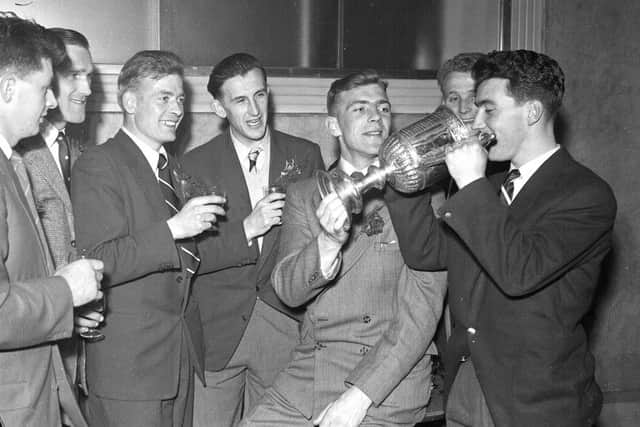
[272,157,303,190]
[361,205,385,237]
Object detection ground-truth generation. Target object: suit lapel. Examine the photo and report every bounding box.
[117,131,167,221]
[258,131,287,267]
[219,131,255,221]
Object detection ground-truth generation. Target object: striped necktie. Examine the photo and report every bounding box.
[157,153,200,276]
[501,168,521,205]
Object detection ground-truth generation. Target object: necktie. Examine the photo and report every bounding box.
[57,131,71,193]
[248,147,262,173]
[501,168,521,205]
[10,151,40,223]
[157,153,200,276]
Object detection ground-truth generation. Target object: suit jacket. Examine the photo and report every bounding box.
[71,130,256,399]
[0,153,86,427]
[385,148,617,427]
[270,177,447,423]
[16,131,83,387]
[181,129,325,370]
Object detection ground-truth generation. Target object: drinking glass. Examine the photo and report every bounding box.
[73,249,106,342]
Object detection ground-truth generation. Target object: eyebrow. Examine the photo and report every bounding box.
[346,99,390,108]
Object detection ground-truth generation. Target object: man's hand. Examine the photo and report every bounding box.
[445,135,487,190]
[55,259,104,307]
[167,194,226,240]
[243,192,286,242]
[316,192,350,247]
[313,386,372,427]
[74,308,103,335]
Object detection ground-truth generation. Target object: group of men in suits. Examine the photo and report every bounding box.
[1,12,617,427]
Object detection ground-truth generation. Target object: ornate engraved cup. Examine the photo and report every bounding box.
[316,105,495,214]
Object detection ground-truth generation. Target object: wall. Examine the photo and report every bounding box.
[544,1,640,425]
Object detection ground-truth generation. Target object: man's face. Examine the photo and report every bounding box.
[11,58,57,143]
[441,71,477,124]
[213,68,268,146]
[329,83,391,165]
[129,74,184,150]
[55,44,93,124]
[473,78,528,163]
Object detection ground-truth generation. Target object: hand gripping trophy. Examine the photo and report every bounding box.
[316,105,495,214]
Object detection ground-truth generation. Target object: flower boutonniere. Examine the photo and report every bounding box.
[361,206,385,236]
[273,157,304,190]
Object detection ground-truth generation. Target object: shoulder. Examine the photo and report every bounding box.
[181,131,228,166]
[15,134,45,156]
[273,129,317,150]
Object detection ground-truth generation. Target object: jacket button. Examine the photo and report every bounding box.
[176,276,183,283]
[242,315,248,321]
[362,315,371,323]
[70,240,76,248]
[255,286,260,291]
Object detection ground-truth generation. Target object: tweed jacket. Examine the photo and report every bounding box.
[270,176,447,424]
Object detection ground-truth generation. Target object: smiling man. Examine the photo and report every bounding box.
[181,52,324,427]
[71,50,248,427]
[241,70,446,427]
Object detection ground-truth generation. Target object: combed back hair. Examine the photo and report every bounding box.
[472,49,565,116]
[326,70,388,116]
[0,12,68,78]
[436,52,484,91]
[117,50,184,108]
[207,53,266,99]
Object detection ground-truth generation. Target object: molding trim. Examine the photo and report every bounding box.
[90,64,441,115]
[88,4,543,115]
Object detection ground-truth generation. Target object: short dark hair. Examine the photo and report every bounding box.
[472,49,565,116]
[117,50,184,107]
[48,27,89,50]
[0,13,67,78]
[207,53,266,99]
[326,70,388,116]
[436,52,484,91]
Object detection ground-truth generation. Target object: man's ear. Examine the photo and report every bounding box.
[121,90,137,115]
[325,116,342,138]
[212,99,227,119]
[0,74,16,104]
[526,100,543,125]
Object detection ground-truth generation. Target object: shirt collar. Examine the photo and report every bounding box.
[512,144,561,182]
[121,127,168,173]
[230,128,271,158]
[0,133,12,159]
[337,157,380,176]
[41,119,64,149]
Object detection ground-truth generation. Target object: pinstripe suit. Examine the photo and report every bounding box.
[244,176,447,425]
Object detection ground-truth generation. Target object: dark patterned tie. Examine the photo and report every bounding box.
[248,147,261,173]
[57,131,71,193]
[501,168,521,205]
[157,153,200,276]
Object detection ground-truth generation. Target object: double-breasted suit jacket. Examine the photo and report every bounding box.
[16,130,83,385]
[385,148,617,427]
[270,177,447,424]
[0,153,86,427]
[71,130,257,400]
[181,129,325,371]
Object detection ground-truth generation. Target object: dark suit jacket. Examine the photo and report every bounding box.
[0,153,86,427]
[271,177,446,423]
[71,130,256,399]
[384,148,616,427]
[181,129,325,370]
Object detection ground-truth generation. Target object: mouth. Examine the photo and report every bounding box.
[246,117,263,128]
[70,98,87,105]
[160,119,180,130]
[363,129,384,137]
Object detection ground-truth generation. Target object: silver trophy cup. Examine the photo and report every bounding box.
[316,105,495,214]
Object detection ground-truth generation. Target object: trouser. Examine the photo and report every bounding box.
[193,299,299,427]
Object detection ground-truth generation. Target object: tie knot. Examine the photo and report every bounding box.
[503,168,521,185]
[248,147,262,172]
[350,171,365,181]
[158,153,169,171]
[57,131,66,141]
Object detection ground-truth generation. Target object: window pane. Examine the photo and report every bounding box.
[160,0,339,68]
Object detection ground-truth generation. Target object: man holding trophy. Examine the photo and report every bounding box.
[382,50,616,427]
[242,70,446,426]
